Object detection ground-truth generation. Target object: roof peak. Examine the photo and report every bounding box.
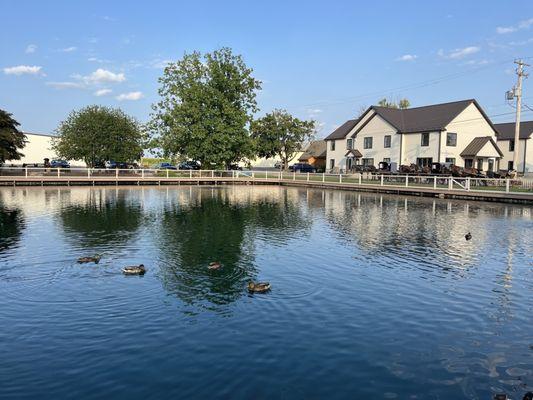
[372,98,474,112]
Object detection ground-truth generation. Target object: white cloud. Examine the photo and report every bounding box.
[25,44,37,54]
[3,65,43,75]
[438,46,480,59]
[88,57,110,63]
[116,91,143,101]
[94,88,112,96]
[80,68,126,84]
[396,54,418,62]
[497,17,533,34]
[307,108,322,114]
[46,81,84,89]
[59,46,77,52]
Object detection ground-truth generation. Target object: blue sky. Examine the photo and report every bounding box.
[1,0,533,137]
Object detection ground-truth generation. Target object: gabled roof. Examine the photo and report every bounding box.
[299,140,326,161]
[370,99,492,134]
[324,119,360,140]
[460,136,503,158]
[345,149,362,158]
[494,121,533,140]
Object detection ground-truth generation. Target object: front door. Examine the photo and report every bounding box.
[477,159,484,171]
[488,159,494,172]
[346,157,353,171]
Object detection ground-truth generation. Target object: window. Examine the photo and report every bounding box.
[364,137,373,149]
[383,158,391,163]
[330,141,336,151]
[465,159,473,169]
[362,158,374,166]
[416,157,432,168]
[421,133,430,147]
[445,157,456,165]
[446,132,457,147]
[329,159,335,170]
[508,161,514,171]
[346,138,353,150]
[509,140,515,151]
[477,159,483,171]
[384,135,391,148]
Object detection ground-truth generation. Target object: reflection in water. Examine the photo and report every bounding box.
[0,186,531,400]
[156,187,310,310]
[57,188,142,249]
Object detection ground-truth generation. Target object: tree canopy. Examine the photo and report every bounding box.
[251,109,315,170]
[52,105,145,167]
[377,98,410,109]
[150,47,261,168]
[0,109,27,165]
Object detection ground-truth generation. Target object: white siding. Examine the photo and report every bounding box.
[497,138,530,173]
[402,132,440,164]
[354,115,399,164]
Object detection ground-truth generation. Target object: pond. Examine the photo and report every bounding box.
[0,186,531,399]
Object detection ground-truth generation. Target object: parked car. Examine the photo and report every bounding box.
[105,161,138,169]
[155,162,177,170]
[50,160,70,168]
[228,164,243,171]
[288,163,315,173]
[178,161,201,170]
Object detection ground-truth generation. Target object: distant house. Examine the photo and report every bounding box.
[5,132,86,167]
[324,99,504,173]
[494,121,533,174]
[298,140,326,170]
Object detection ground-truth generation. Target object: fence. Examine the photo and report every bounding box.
[0,167,532,195]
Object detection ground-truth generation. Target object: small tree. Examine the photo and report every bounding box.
[53,105,145,167]
[0,109,27,165]
[251,110,315,170]
[151,47,261,168]
[377,97,410,109]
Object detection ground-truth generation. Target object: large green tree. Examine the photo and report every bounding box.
[150,47,261,168]
[52,105,145,167]
[0,109,27,165]
[251,109,315,170]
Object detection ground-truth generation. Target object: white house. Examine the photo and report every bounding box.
[494,121,533,175]
[325,99,503,173]
[5,132,86,167]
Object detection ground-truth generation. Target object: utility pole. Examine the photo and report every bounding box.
[508,59,529,173]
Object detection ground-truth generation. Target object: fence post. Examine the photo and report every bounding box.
[307,172,310,182]
[466,177,470,191]
[266,170,268,180]
[433,176,437,189]
[166,169,168,178]
[505,179,510,193]
[57,168,60,178]
[211,170,214,178]
[322,173,325,182]
[232,170,235,179]
[380,174,384,186]
[339,174,342,183]
[359,174,362,185]
[88,168,91,178]
[448,177,453,190]
[25,167,28,178]
[293,172,295,181]
[405,175,409,187]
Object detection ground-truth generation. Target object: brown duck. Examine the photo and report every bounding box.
[77,255,101,264]
[248,282,271,293]
[122,264,146,275]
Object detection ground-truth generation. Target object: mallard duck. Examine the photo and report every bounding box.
[465,232,472,241]
[248,281,271,293]
[77,255,101,264]
[208,261,221,270]
[122,264,146,275]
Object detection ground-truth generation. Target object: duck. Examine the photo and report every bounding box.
[122,264,146,275]
[465,232,472,241]
[208,261,222,270]
[77,255,101,264]
[247,281,271,293]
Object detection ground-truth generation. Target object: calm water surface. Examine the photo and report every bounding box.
[0,186,531,399]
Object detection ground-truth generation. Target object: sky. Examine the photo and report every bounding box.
[1,0,533,137]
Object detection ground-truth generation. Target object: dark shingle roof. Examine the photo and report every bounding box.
[371,99,485,133]
[460,136,503,157]
[494,121,533,140]
[324,119,360,140]
[299,140,326,161]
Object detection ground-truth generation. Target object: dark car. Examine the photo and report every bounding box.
[105,161,138,169]
[228,164,243,171]
[178,161,201,170]
[289,163,315,173]
[155,162,177,170]
[50,160,70,168]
